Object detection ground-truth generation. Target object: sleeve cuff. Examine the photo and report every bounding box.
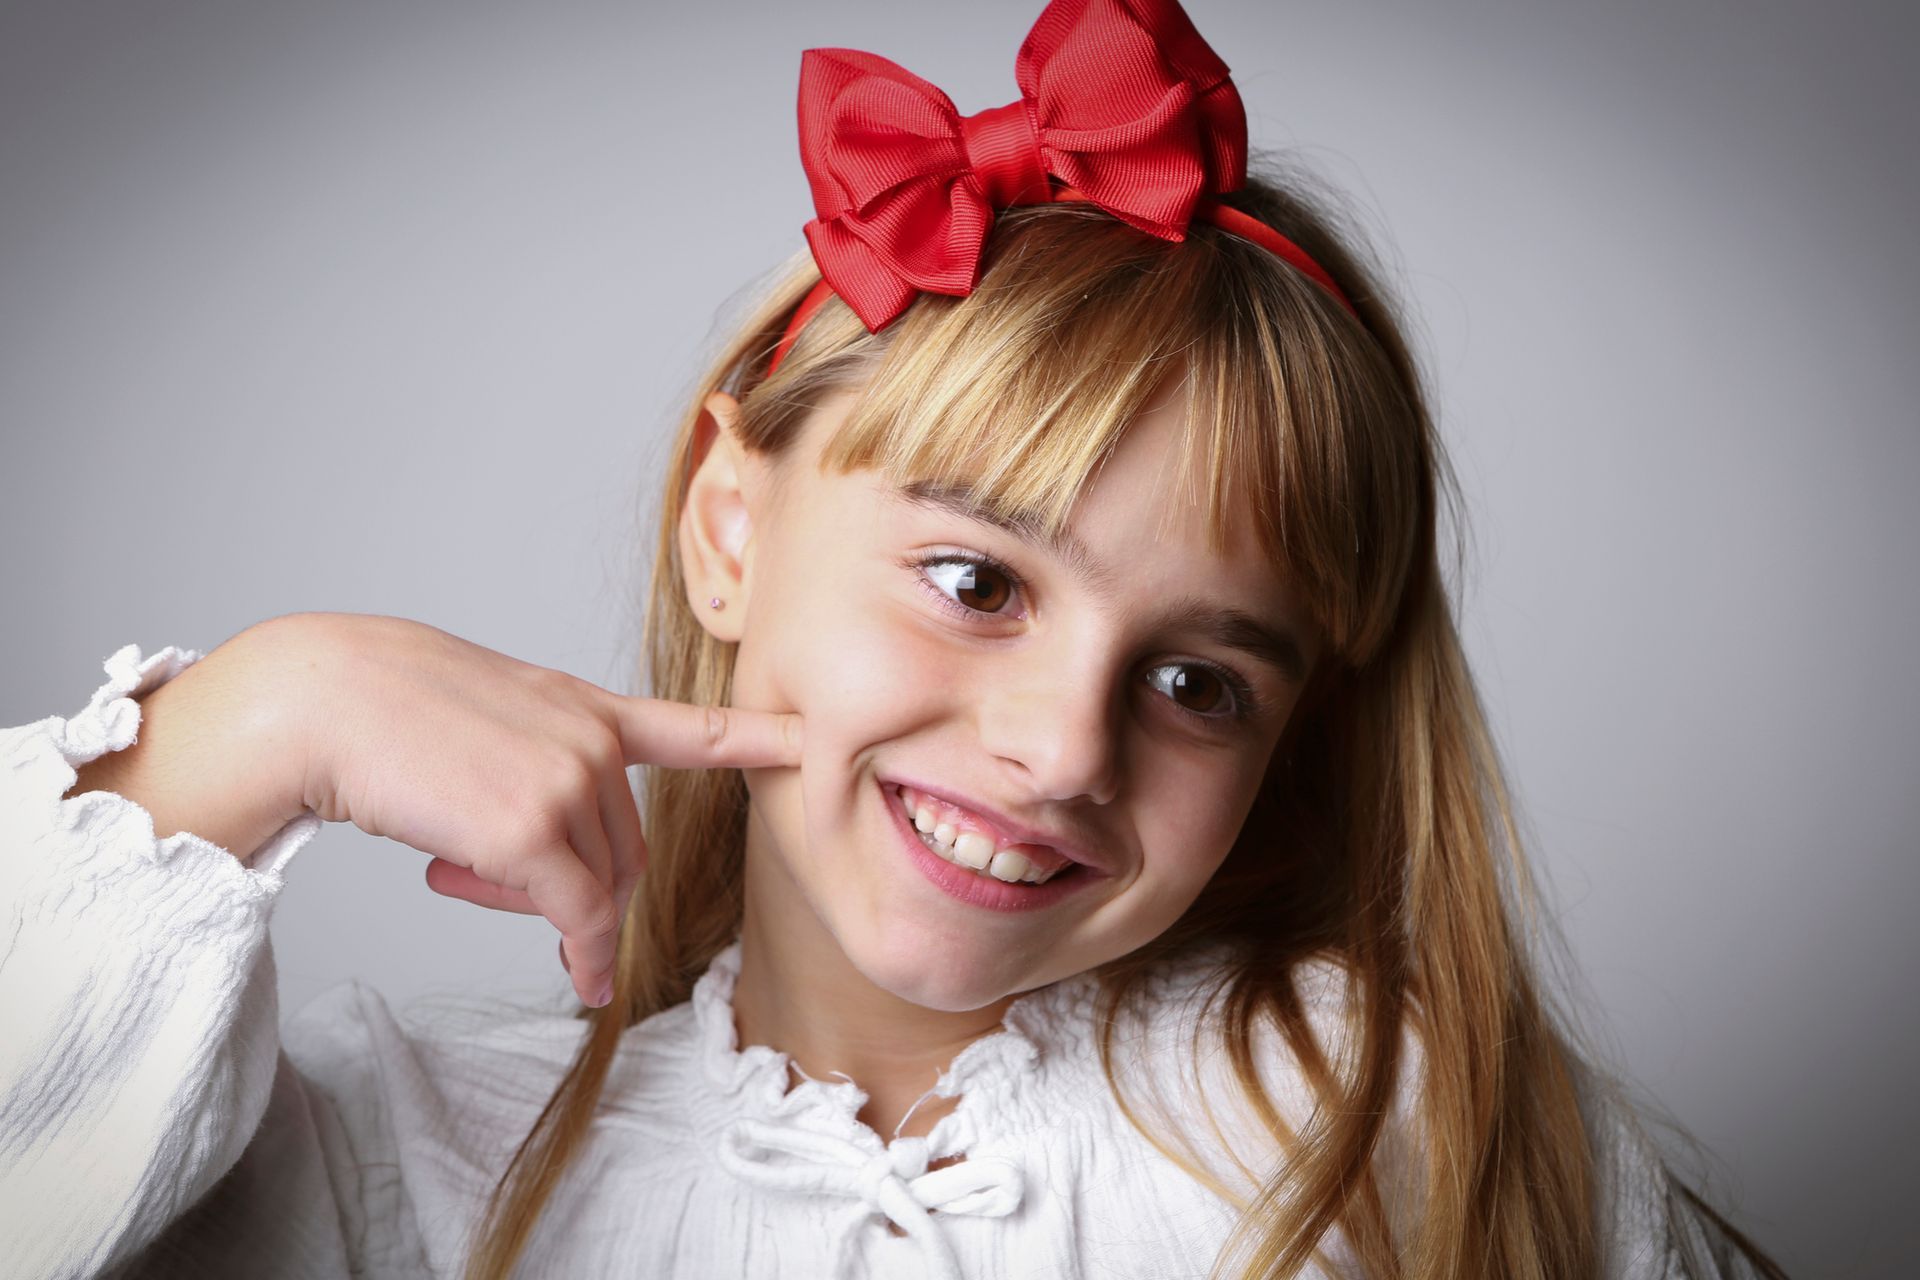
[1,641,324,904]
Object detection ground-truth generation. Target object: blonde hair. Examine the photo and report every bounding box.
[460,158,1788,1278]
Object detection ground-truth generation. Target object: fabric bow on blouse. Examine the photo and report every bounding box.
[718,1119,1025,1280]
[795,0,1252,332]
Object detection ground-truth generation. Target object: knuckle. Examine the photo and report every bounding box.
[584,721,626,777]
[531,814,574,857]
[704,705,730,754]
[527,663,577,697]
[583,896,623,941]
[520,804,569,850]
[548,752,598,802]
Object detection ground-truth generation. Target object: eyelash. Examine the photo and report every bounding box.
[905,549,1266,726]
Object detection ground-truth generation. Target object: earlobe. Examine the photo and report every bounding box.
[680,390,757,641]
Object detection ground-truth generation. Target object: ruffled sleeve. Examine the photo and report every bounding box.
[0,642,342,1279]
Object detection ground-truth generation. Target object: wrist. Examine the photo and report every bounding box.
[218,614,329,828]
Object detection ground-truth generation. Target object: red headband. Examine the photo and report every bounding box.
[765,0,1358,376]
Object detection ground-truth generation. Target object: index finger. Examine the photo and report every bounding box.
[610,696,804,770]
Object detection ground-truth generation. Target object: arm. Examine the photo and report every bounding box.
[0,642,333,1278]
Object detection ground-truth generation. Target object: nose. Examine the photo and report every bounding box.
[974,631,1123,806]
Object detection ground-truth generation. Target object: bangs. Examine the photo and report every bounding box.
[784,197,1424,667]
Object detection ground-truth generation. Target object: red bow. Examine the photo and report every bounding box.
[795,0,1251,333]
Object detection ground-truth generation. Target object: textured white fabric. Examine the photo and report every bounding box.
[0,643,1765,1279]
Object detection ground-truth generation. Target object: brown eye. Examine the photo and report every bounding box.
[1147,665,1235,717]
[954,563,1012,612]
[922,558,1016,614]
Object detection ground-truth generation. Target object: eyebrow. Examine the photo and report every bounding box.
[892,479,1312,685]
[1161,597,1311,685]
[895,479,1111,590]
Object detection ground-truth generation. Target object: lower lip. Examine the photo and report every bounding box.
[878,779,1100,913]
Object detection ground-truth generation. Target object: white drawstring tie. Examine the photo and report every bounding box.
[717,1117,1024,1280]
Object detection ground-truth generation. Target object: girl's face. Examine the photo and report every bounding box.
[693,373,1320,1011]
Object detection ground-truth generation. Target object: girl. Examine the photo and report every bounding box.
[1,0,1791,1276]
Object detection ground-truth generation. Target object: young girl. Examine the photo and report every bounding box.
[1,0,1791,1276]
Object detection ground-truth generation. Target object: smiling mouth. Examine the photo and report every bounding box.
[884,782,1088,887]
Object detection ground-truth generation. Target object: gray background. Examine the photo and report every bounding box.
[3,1,1912,1273]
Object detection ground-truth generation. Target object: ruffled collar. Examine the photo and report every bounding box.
[692,935,1101,1157]
[687,936,1254,1280]
[693,936,1113,1279]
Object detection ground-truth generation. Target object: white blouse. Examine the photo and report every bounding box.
[0,643,1765,1279]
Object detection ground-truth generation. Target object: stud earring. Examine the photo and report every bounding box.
[708,597,726,611]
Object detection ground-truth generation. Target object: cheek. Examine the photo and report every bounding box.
[744,598,932,734]
[1136,756,1265,887]
[729,571,948,840]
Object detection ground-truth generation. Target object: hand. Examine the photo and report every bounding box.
[270,612,800,1007]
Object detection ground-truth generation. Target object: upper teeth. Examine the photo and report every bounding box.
[901,790,1065,885]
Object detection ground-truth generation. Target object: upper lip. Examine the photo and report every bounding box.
[881,775,1114,877]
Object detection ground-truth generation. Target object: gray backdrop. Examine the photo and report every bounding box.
[3,1,1913,1274]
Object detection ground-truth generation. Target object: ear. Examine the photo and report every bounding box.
[679,390,764,642]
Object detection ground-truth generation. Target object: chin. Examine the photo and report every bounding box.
[835,923,1029,1013]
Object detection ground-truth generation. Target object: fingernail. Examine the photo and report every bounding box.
[593,981,614,1008]
[558,938,571,974]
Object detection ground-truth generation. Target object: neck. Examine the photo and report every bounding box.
[730,819,1020,1141]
